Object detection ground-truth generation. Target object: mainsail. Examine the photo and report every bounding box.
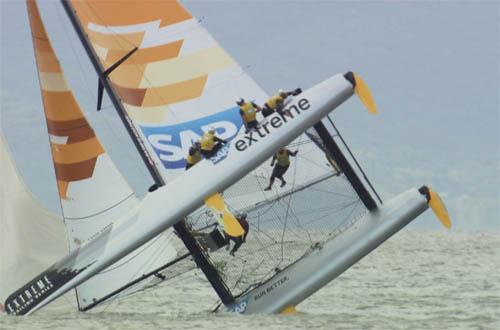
[0,133,67,303]
[26,0,185,311]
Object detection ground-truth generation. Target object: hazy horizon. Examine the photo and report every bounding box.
[1,1,498,231]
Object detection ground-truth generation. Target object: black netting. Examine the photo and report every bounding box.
[185,147,367,297]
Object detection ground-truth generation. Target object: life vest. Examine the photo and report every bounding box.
[240,102,257,122]
[276,150,290,166]
[201,132,215,151]
[186,149,202,165]
[267,94,285,110]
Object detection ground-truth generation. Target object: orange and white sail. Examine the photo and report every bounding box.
[67,0,335,210]
[69,0,268,181]
[26,0,177,310]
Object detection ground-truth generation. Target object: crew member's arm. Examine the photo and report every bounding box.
[251,102,262,112]
[289,149,298,157]
[270,154,277,166]
[214,136,227,144]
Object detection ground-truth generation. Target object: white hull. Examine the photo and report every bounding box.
[225,188,428,314]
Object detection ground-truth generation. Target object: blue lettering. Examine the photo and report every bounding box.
[141,107,243,169]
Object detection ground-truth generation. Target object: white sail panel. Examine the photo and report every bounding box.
[0,133,67,303]
[26,0,178,310]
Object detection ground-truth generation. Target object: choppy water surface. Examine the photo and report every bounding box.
[2,231,499,329]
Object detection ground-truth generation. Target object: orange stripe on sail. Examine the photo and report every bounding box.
[113,75,207,107]
[105,40,184,65]
[27,0,45,36]
[87,30,145,50]
[142,75,207,107]
[54,157,99,183]
[51,137,104,164]
[57,180,69,199]
[35,51,62,73]
[27,0,62,73]
[49,124,96,144]
[112,84,147,107]
[108,63,147,88]
[71,0,192,29]
[42,91,85,122]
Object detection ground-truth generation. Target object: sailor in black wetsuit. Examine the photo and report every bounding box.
[224,213,250,256]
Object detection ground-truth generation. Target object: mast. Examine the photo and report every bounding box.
[313,121,377,210]
[60,0,234,305]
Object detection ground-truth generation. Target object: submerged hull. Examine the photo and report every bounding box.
[225,187,428,314]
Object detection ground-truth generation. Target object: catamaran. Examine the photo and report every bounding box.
[2,0,451,316]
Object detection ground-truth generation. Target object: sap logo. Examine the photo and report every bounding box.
[141,107,243,169]
[228,297,249,314]
[209,142,231,164]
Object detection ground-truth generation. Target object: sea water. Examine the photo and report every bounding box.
[1,231,499,330]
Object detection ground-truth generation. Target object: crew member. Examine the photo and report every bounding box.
[224,213,250,256]
[237,98,262,132]
[185,141,202,170]
[200,127,227,158]
[262,88,302,117]
[264,148,298,191]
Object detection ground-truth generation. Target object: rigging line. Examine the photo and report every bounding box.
[83,233,183,309]
[96,232,166,273]
[306,181,361,198]
[299,202,362,228]
[325,115,383,204]
[279,135,302,261]
[124,262,195,300]
[241,173,337,214]
[92,235,179,310]
[64,192,135,220]
[275,197,313,244]
[84,250,192,312]
[289,201,361,221]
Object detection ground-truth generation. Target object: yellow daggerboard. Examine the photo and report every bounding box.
[204,193,245,237]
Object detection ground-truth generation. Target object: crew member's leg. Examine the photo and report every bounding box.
[264,165,279,191]
[230,237,243,256]
[276,164,290,187]
[262,104,274,118]
[224,232,231,250]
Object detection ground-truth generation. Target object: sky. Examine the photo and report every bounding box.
[0,0,498,231]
